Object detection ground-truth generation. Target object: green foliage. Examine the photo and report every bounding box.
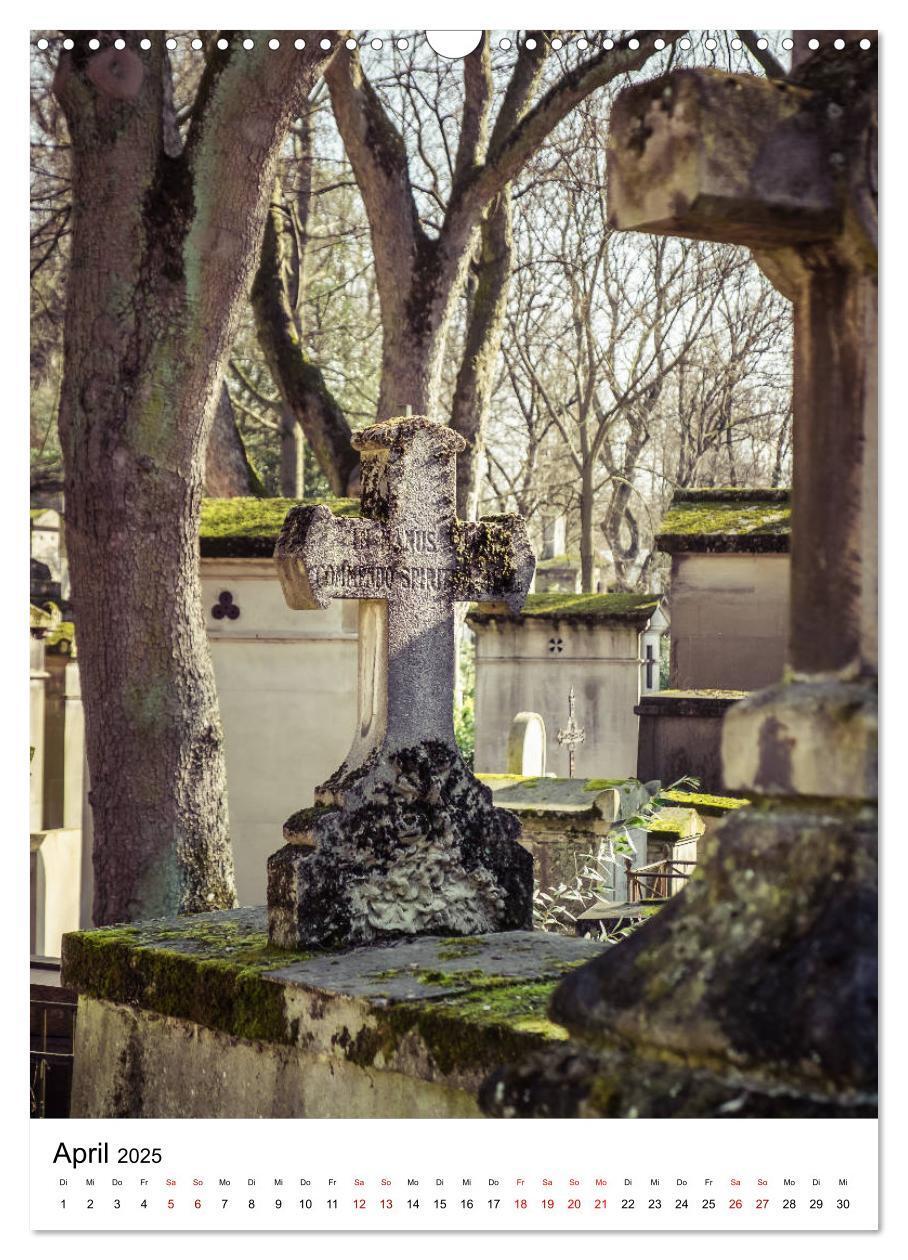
[659,633,671,689]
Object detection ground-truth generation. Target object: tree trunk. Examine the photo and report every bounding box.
[251,184,358,494]
[205,383,260,497]
[54,32,337,923]
[580,464,596,593]
[280,410,305,498]
[450,191,513,520]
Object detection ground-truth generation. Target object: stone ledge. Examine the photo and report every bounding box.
[62,909,609,1117]
[635,689,747,719]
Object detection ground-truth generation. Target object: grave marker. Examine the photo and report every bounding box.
[556,686,586,779]
[268,416,536,948]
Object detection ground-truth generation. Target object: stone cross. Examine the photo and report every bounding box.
[268,416,536,949]
[484,38,878,1118]
[556,686,586,779]
[275,416,534,770]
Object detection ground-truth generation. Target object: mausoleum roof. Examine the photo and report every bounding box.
[200,496,359,557]
[468,591,664,626]
[655,487,790,554]
[478,774,650,823]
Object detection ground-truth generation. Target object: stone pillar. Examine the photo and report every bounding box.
[483,40,877,1118]
[29,632,48,833]
[42,655,85,831]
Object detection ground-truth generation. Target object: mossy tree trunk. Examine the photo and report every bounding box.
[54,31,339,924]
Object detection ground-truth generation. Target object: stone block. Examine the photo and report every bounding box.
[607,69,841,247]
[61,908,607,1118]
[483,799,877,1118]
[722,678,877,800]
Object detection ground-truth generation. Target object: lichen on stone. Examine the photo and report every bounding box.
[268,740,533,949]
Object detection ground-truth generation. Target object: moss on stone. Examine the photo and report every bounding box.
[656,488,790,554]
[436,937,484,960]
[470,591,662,624]
[451,515,523,598]
[61,917,318,1045]
[478,773,527,782]
[199,496,360,558]
[284,804,333,835]
[30,604,56,632]
[62,913,599,1080]
[46,619,76,655]
[656,789,750,815]
[368,978,574,1077]
[583,778,625,792]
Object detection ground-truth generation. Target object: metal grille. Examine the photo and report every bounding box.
[30,957,77,1119]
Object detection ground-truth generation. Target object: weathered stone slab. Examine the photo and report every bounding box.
[268,417,536,949]
[61,909,608,1118]
[266,930,603,1000]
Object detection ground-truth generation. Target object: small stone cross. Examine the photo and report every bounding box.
[275,416,534,768]
[556,686,586,779]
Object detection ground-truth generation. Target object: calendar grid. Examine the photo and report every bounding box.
[31,1119,878,1232]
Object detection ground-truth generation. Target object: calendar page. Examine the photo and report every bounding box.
[24,6,882,1245]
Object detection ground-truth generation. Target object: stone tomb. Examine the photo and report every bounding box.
[633,488,790,791]
[199,497,361,903]
[657,487,790,692]
[469,592,668,781]
[635,689,745,792]
[29,605,87,956]
[62,908,607,1118]
[268,416,536,948]
[478,774,655,900]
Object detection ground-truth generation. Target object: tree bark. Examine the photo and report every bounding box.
[450,190,513,518]
[325,50,467,423]
[251,179,358,494]
[54,30,339,924]
[205,383,260,497]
